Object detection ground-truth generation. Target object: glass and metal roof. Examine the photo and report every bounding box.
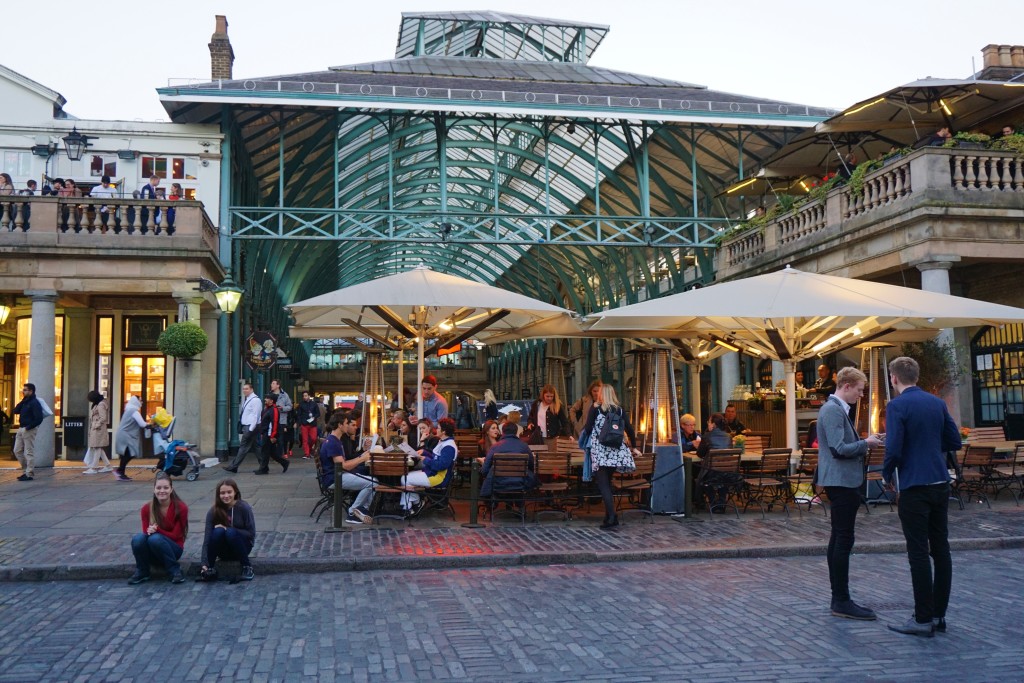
[395,11,609,63]
[158,11,833,351]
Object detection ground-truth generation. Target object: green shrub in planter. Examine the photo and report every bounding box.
[158,322,209,359]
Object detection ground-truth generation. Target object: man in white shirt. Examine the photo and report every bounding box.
[224,383,262,473]
[89,175,118,230]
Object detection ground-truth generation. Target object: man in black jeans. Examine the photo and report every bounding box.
[816,367,883,620]
[882,356,961,637]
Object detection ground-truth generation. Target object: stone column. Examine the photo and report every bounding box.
[63,307,94,462]
[916,258,962,423]
[200,308,222,458]
[172,294,206,445]
[719,352,740,412]
[26,290,58,468]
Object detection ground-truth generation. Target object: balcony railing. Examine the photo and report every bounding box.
[0,196,219,256]
[719,147,1024,275]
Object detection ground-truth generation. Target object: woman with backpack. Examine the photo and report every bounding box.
[199,479,256,582]
[582,384,639,530]
[128,471,188,585]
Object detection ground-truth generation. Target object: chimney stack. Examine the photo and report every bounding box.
[209,15,234,81]
[978,44,1024,81]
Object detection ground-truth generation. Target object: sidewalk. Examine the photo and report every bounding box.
[1,459,1022,581]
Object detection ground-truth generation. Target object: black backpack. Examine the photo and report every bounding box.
[598,407,625,449]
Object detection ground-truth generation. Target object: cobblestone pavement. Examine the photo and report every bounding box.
[0,548,1021,682]
[1,462,1022,580]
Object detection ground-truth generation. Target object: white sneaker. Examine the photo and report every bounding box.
[98,467,113,473]
[83,469,98,475]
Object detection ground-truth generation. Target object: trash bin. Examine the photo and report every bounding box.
[63,416,86,449]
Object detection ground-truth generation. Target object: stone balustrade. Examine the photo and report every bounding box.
[718,146,1024,278]
[0,196,219,256]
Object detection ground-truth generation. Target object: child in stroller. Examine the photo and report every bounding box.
[151,408,203,481]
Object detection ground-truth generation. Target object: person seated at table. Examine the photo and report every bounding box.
[499,405,524,438]
[805,419,819,449]
[477,419,501,458]
[319,411,375,524]
[722,404,748,435]
[413,418,437,452]
[696,413,734,459]
[479,422,539,497]
[401,417,458,512]
[680,413,701,453]
[813,364,837,396]
[920,126,952,147]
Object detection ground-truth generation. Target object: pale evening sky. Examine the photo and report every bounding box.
[2,0,1022,122]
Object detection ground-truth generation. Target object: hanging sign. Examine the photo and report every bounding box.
[245,331,278,371]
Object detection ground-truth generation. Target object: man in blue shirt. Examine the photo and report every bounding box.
[319,411,375,524]
[414,374,448,424]
[882,356,961,637]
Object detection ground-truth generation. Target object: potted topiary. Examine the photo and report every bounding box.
[158,322,209,360]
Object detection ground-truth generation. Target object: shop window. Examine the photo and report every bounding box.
[141,156,168,179]
[14,316,64,424]
[89,155,117,178]
[96,316,113,397]
[3,151,32,177]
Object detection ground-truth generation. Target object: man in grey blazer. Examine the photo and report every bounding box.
[817,366,882,620]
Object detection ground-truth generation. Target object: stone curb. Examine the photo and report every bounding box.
[2,536,1021,583]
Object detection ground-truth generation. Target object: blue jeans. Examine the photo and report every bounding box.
[131,532,183,576]
[897,483,952,622]
[208,527,252,567]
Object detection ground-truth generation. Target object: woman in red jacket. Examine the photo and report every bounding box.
[129,472,189,585]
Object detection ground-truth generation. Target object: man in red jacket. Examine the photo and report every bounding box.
[254,393,289,475]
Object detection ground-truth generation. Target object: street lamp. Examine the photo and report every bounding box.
[61,127,92,162]
[188,275,244,313]
[213,273,244,314]
[0,295,11,325]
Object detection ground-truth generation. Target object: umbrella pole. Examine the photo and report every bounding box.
[397,347,404,412]
[785,360,798,451]
[689,364,702,426]
[417,332,425,419]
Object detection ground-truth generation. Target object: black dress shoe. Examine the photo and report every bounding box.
[281,460,289,473]
[253,470,269,475]
[933,617,946,633]
[222,466,238,473]
[831,600,877,621]
[599,516,619,530]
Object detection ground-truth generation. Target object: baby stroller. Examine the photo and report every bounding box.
[151,416,203,481]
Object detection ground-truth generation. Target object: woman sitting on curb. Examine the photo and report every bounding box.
[199,479,256,582]
[129,472,188,585]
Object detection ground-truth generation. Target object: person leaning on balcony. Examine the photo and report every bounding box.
[89,174,117,230]
[0,173,13,195]
[921,126,952,147]
[166,183,182,233]
[131,175,160,231]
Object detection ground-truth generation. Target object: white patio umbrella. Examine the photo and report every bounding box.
[286,265,581,418]
[584,266,1024,449]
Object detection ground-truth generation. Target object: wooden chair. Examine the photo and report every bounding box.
[992,442,1024,505]
[742,448,793,519]
[485,453,533,525]
[454,434,481,486]
[743,435,767,456]
[790,448,825,517]
[747,430,773,449]
[862,447,894,512]
[700,449,743,519]
[613,452,657,523]
[367,452,411,522]
[969,426,1006,443]
[533,451,572,521]
[310,444,335,522]
[954,445,995,508]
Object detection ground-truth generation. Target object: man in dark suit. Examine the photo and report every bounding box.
[817,367,882,620]
[882,356,961,638]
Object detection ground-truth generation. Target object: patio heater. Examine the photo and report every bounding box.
[627,349,652,451]
[362,350,388,444]
[857,343,893,436]
[643,346,686,515]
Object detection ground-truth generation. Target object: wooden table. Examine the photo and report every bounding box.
[965,440,1021,455]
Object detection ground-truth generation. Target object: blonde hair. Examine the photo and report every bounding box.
[539,384,562,414]
[598,384,620,412]
[484,389,496,406]
[835,366,867,389]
